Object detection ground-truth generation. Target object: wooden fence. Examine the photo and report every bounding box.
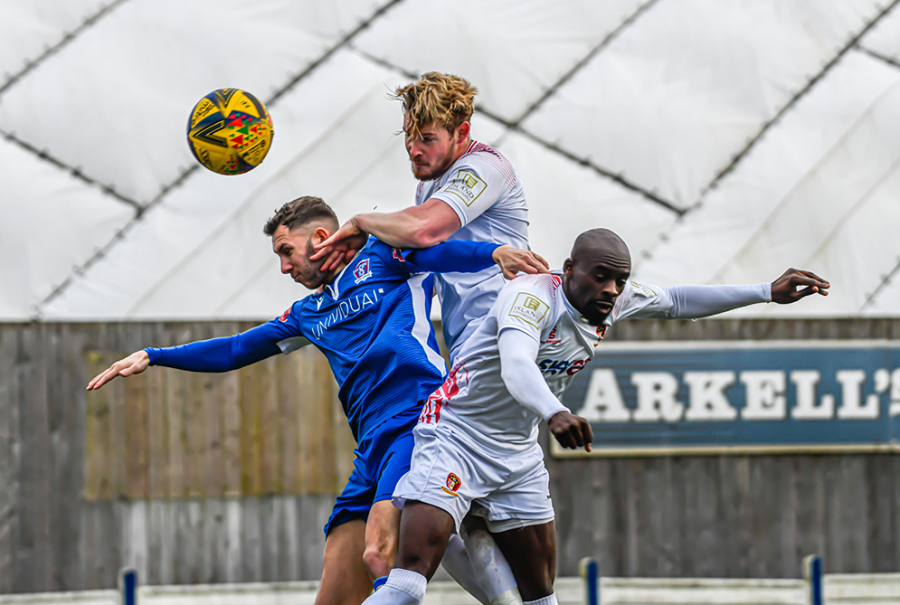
[0,318,898,593]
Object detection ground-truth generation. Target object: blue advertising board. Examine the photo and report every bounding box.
[555,341,900,456]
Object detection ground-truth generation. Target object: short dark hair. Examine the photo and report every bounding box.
[263,196,338,236]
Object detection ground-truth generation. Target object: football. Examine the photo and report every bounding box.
[186,88,273,175]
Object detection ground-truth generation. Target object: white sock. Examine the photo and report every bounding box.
[441,533,490,604]
[460,522,523,605]
[524,594,558,605]
[362,568,427,605]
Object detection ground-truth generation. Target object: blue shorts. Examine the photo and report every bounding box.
[323,407,419,536]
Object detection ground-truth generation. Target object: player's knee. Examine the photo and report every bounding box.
[363,539,396,577]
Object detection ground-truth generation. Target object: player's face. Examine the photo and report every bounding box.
[563,252,631,325]
[272,225,329,290]
[404,115,464,181]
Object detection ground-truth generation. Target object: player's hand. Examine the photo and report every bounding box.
[548,411,593,452]
[86,350,150,391]
[311,218,368,272]
[492,245,550,280]
[771,268,830,304]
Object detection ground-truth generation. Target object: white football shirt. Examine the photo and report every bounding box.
[419,274,686,451]
[416,141,529,358]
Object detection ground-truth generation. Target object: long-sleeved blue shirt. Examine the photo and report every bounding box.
[145,237,500,441]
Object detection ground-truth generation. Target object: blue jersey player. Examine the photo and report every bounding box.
[86,196,546,605]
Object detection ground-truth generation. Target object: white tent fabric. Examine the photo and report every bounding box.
[0,0,897,321]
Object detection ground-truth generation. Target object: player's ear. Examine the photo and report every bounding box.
[312,226,330,246]
[456,121,470,142]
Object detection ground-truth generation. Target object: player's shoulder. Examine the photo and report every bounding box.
[452,141,517,184]
[500,273,563,303]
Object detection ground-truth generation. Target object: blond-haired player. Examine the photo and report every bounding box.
[314,72,545,603]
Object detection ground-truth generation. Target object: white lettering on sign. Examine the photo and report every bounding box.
[740,371,786,420]
[684,372,738,421]
[580,369,630,422]
[790,370,832,420]
[632,372,683,423]
[578,364,900,424]
[835,370,878,419]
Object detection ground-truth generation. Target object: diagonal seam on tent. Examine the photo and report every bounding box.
[857,45,900,70]
[34,0,408,317]
[509,0,663,128]
[0,0,132,98]
[265,0,407,107]
[697,0,900,202]
[350,45,684,216]
[702,85,900,285]
[861,257,900,312]
[0,129,142,212]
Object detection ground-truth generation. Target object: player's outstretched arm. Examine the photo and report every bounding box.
[86,325,284,392]
[498,328,593,452]
[312,199,462,272]
[770,268,830,303]
[86,350,150,391]
[405,241,548,278]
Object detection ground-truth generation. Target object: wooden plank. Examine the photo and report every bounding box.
[121,500,148,583]
[717,457,753,576]
[201,498,225,584]
[261,497,279,582]
[0,326,20,593]
[240,497,263,581]
[865,455,895,573]
[297,494,330,580]
[828,456,870,573]
[146,498,172,586]
[164,365,189,499]
[202,374,225,499]
[123,371,149,500]
[219,372,242,497]
[279,495,300,580]
[146,365,169,500]
[793,456,827,572]
[78,500,121,590]
[238,364,264,497]
[276,354,300,496]
[50,324,87,590]
[223,498,242,583]
[258,362,281,496]
[14,324,52,592]
[679,457,722,577]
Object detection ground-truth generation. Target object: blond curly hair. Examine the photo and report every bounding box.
[394,72,477,139]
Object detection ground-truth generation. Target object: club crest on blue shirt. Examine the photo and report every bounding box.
[353,258,372,284]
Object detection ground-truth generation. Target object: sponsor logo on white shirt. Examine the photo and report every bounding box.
[442,169,487,207]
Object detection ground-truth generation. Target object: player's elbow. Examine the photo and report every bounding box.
[409,228,445,248]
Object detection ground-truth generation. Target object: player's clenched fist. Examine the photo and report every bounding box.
[548,410,593,452]
[86,350,150,391]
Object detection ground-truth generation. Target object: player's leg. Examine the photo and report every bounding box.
[478,446,557,604]
[491,521,557,604]
[364,414,418,583]
[315,518,372,605]
[362,500,456,605]
[363,499,401,578]
[454,515,523,605]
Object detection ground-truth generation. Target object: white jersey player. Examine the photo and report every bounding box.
[413,139,528,358]
[363,228,830,605]
[312,72,544,604]
[314,72,544,360]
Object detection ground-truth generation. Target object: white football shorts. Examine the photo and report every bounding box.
[392,422,555,532]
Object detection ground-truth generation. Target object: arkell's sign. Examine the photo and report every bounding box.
[554,341,900,457]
